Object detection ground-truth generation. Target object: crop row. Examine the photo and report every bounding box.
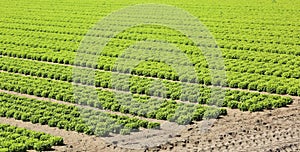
[0,2,297,68]
[98,27,298,56]
[0,21,296,59]
[0,92,160,137]
[0,71,226,124]
[1,26,297,62]
[226,59,300,79]
[1,9,297,41]
[1,39,300,85]
[1,18,298,60]
[3,29,297,82]
[1,26,299,77]
[223,49,300,67]
[0,123,63,152]
[2,6,297,28]
[2,1,297,25]
[1,45,300,95]
[1,32,299,70]
[1,55,300,98]
[0,65,292,114]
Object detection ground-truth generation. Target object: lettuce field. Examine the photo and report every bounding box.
[0,0,299,151]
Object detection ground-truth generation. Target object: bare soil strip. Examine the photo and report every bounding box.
[152,98,300,152]
[0,89,187,150]
[1,57,300,151]
[1,94,299,151]
[1,92,299,151]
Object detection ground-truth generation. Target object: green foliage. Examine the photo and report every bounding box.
[8,143,27,152]
[33,141,52,152]
[266,83,278,93]
[0,92,157,137]
[249,104,263,112]
[238,82,248,89]
[203,108,220,119]
[248,82,258,90]
[229,80,239,88]
[0,1,297,142]
[120,128,131,135]
[147,122,160,129]
[0,124,63,152]
[227,100,239,109]
[238,103,249,111]
[287,87,298,96]
[276,86,287,95]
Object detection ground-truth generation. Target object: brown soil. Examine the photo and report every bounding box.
[0,117,116,152]
[150,98,300,152]
[0,89,186,151]
[0,71,299,151]
[1,93,299,151]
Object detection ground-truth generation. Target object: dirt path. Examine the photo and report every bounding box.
[0,89,187,150]
[152,98,300,152]
[1,56,300,151]
[1,91,300,151]
[1,96,299,151]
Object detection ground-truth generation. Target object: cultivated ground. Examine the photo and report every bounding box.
[1,90,299,152]
[0,1,299,152]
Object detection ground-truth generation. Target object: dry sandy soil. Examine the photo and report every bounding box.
[0,90,299,152]
[151,98,300,152]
